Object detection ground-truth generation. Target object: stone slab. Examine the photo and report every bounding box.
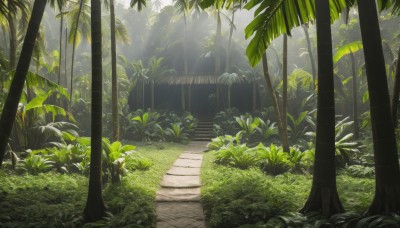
[173,159,202,168]
[179,153,203,160]
[160,175,201,188]
[167,167,200,176]
[156,202,205,228]
[156,188,201,202]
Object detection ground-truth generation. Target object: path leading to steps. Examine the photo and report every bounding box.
[156,141,207,228]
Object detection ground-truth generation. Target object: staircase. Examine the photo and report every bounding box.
[193,116,214,141]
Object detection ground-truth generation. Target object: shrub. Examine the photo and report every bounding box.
[252,144,292,175]
[214,143,259,169]
[202,168,294,227]
[345,165,375,178]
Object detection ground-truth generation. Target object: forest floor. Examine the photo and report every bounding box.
[155,141,207,228]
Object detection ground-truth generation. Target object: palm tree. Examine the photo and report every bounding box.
[83,0,106,221]
[218,72,242,108]
[147,56,174,110]
[131,60,149,109]
[0,0,47,167]
[357,0,400,215]
[333,41,363,139]
[302,23,317,86]
[282,34,289,148]
[109,0,119,141]
[68,0,90,107]
[261,54,290,153]
[301,0,344,215]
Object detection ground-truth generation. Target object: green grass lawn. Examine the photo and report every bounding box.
[200,151,375,227]
[0,142,186,227]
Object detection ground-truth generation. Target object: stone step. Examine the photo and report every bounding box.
[167,167,201,176]
[156,202,206,227]
[156,188,201,202]
[179,153,203,160]
[173,158,202,168]
[160,175,201,188]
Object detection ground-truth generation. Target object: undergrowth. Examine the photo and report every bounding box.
[0,142,185,227]
[201,151,375,227]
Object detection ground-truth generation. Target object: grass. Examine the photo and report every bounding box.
[0,142,186,227]
[201,151,375,227]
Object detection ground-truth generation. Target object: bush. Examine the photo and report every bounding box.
[202,168,294,227]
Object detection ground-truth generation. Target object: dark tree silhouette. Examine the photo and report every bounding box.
[83,0,106,222]
[357,0,400,215]
[301,0,344,215]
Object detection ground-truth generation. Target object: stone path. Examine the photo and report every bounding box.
[156,141,207,228]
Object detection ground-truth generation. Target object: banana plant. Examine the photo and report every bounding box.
[131,111,162,141]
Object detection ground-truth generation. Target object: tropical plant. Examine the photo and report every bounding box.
[287,111,314,146]
[102,139,136,183]
[130,111,163,141]
[214,143,258,169]
[252,143,292,175]
[256,119,278,143]
[0,0,47,167]
[235,115,260,142]
[22,153,54,175]
[165,123,188,143]
[129,154,153,171]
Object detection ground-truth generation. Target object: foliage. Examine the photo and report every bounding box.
[345,165,375,178]
[213,108,240,136]
[165,123,189,143]
[130,110,163,141]
[21,153,54,175]
[252,143,292,175]
[214,143,259,169]
[0,143,186,227]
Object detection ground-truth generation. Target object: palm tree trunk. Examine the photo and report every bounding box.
[215,10,221,74]
[227,85,231,109]
[302,24,317,88]
[58,8,64,85]
[301,0,343,216]
[8,4,17,71]
[0,0,47,167]
[64,27,68,87]
[391,48,400,127]
[83,0,106,222]
[252,82,257,111]
[358,0,400,215]
[225,9,235,72]
[350,52,359,139]
[282,34,289,146]
[70,0,84,108]
[183,14,188,75]
[110,0,119,141]
[151,81,155,110]
[262,53,290,152]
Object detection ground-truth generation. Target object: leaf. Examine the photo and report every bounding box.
[333,41,363,64]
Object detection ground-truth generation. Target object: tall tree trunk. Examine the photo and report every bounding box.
[225,9,235,72]
[252,82,257,111]
[58,6,64,85]
[110,0,119,141]
[151,81,155,110]
[227,85,231,109]
[282,35,289,146]
[0,0,47,167]
[350,52,359,139]
[215,10,221,74]
[83,0,106,222]
[358,0,400,215]
[64,27,68,87]
[301,0,344,216]
[262,53,290,152]
[70,0,84,108]
[391,48,400,127]
[8,3,17,71]
[183,14,188,75]
[302,24,317,88]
